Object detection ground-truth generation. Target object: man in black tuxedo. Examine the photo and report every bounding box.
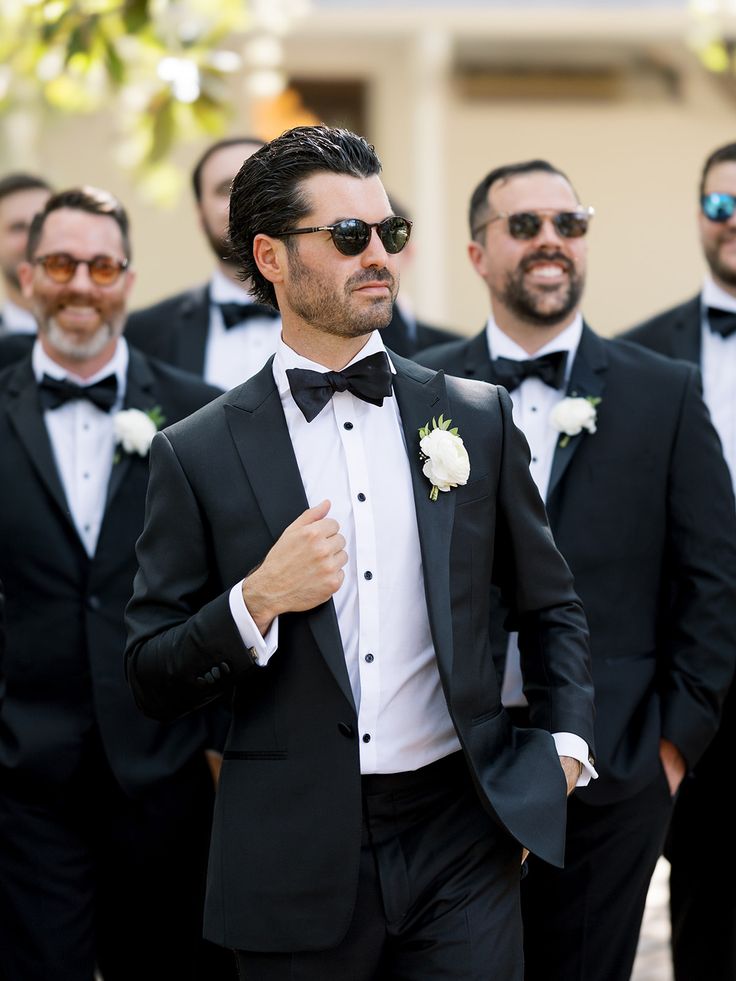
[419,159,736,981]
[125,125,596,981]
[624,139,736,981]
[0,171,51,335]
[125,135,284,388]
[0,187,233,980]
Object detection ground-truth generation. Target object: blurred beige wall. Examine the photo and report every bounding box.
[2,7,734,340]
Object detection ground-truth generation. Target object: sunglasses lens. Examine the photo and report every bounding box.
[331,219,371,256]
[554,212,590,238]
[378,217,412,254]
[507,213,543,239]
[89,257,123,285]
[42,254,76,283]
[702,193,736,222]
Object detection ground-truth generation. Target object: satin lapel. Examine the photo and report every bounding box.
[104,349,160,510]
[224,361,354,712]
[547,325,608,504]
[391,355,455,683]
[5,360,75,533]
[174,286,210,374]
[669,295,702,364]
[462,330,495,383]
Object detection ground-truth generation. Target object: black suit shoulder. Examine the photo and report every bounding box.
[0,333,35,370]
[620,294,701,358]
[137,352,223,420]
[125,285,209,358]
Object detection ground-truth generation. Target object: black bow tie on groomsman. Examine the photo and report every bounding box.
[286,351,394,423]
[491,350,568,392]
[218,301,279,330]
[707,307,736,339]
[38,373,118,413]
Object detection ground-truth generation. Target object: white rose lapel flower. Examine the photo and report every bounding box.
[549,395,601,449]
[418,414,471,502]
[113,406,165,462]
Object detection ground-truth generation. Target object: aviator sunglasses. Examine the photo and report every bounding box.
[702,192,736,223]
[474,207,594,240]
[34,253,129,286]
[275,215,413,256]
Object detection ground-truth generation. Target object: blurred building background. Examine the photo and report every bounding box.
[2,0,734,337]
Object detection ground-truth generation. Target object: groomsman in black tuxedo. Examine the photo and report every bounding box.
[419,158,736,981]
[0,187,232,981]
[624,139,736,981]
[125,136,284,387]
[125,125,597,980]
[0,172,51,335]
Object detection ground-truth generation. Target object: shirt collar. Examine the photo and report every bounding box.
[209,268,257,304]
[272,329,395,400]
[702,276,736,314]
[1,300,37,334]
[32,336,129,406]
[485,313,584,386]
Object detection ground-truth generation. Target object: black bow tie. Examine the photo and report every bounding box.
[491,350,567,392]
[286,351,393,423]
[38,373,118,413]
[218,301,279,330]
[707,307,736,339]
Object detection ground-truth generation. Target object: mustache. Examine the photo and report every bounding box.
[520,250,574,274]
[347,268,396,290]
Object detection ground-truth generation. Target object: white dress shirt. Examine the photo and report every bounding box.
[701,277,736,498]
[204,269,282,390]
[33,338,128,557]
[485,315,595,784]
[1,300,37,334]
[228,330,461,774]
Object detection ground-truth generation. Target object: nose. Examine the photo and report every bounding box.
[66,261,97,289]
[534,215,565,247]
[360,226,389,268]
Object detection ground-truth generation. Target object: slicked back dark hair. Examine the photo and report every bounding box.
[26,186,132,261]
[700,141,736,197]
[191,136,266,202]
[229,125,382,308]
[468,159,577,241]
[0,172,52,206]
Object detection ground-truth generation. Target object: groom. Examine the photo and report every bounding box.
[125,125,596,980]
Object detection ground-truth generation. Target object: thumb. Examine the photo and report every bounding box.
[291,499,331,527]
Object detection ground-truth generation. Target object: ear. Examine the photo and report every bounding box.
[253,233,286,287]
[467,239,487,278]
[17,261,34,300]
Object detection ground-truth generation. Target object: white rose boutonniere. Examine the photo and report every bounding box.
[418,414,470,502]
[549,396,601,448]
[113,406,165,461]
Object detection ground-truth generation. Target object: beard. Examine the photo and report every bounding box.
[202,220,238,268]
[501,250,584,327]
[704,234,736,289]
[42,317,123,362]
[285,247,398,339]
[1,262,21,292]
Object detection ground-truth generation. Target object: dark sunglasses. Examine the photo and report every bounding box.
[702,192,736,223]
[34,252,129,286]
[474,207,594,241]
[275,216,412,256]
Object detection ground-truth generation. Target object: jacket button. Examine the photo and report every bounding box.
[337,722,355,739]
[86,595,101,612]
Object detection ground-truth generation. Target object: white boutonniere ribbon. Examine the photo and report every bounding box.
[549,396,601,448]
[113,406,165,461]
[418,414,470,502]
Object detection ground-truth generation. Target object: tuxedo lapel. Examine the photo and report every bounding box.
[547,325,608,504]
[462,330,495,383]
[668,295,702,364]
[173,286,210,374]
[391,354,456,683]
[5,359,77,536]
[224,360,355,712]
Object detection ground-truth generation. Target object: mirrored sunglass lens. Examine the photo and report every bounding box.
[379,218,411,254]
[702,193,736,222]
[90,258,120,284]
[508,213,542,239]
[555,213,590,238]
[332,219,371,255]
[44,254,76,282]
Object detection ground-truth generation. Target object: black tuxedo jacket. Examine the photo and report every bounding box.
[622,294,702,363]
[419,326,736,806]
[0,349,222,797]
[125,352,595,951]
[125,284,458,374]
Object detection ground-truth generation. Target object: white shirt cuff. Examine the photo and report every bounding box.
[228,580,279,666]
[552,732,598,786]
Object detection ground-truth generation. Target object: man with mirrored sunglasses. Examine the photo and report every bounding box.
[624,139,736,981]
[0,186,234,981]
[419,157,736,981]
[125,125,597,980]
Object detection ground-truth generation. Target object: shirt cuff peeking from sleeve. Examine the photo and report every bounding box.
[228,580,279,666]
[552,732,598,787]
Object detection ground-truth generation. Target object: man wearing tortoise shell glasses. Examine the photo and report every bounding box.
[420,158,736,981]
[625,140,736,981]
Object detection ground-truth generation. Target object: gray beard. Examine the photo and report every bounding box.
[44,318,119,361]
